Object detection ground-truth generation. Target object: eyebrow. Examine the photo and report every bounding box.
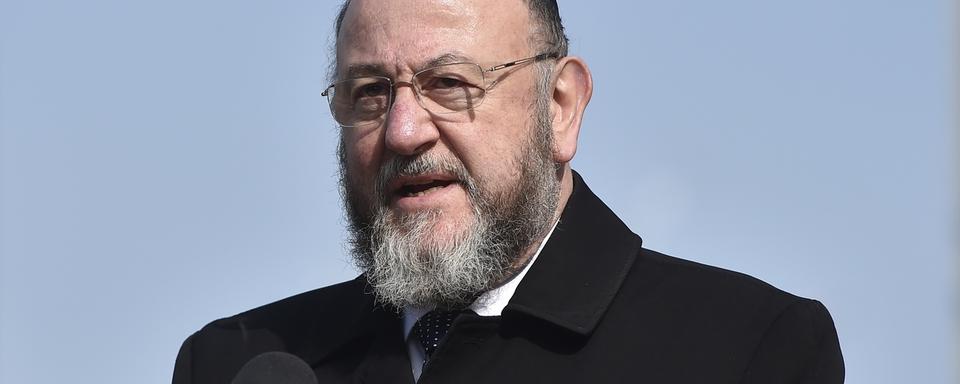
[339,52,476,80]
[422,53,474,69]
[343,63,389,79]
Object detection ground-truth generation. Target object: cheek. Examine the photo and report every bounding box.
[342,133,383,194]
[477,120,534,176]
[445,107,535,193]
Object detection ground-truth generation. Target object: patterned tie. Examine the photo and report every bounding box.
[412,310,467,358]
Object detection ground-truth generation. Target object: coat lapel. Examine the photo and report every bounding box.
[507,171,642,335]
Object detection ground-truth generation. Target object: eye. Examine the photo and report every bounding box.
[420,74,474,91]
[355,82,389,99]
[434,77,465,89]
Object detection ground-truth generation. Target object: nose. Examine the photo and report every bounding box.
[383,83,440,156]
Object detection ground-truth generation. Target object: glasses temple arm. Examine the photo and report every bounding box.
[486,52,561,72]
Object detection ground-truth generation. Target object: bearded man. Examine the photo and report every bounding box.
[173,0,844,383]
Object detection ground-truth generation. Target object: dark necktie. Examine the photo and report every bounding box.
[411,310,467,358]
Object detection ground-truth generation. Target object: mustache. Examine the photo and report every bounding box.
[374,154,478,204]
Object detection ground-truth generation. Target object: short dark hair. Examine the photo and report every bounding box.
[523,0,569,57]
[333,0,569,58]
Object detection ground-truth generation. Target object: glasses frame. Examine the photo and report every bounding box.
[322,52,561,127]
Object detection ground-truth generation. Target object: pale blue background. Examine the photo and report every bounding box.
[0,1,955,383]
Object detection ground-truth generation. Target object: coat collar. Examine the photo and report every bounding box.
[505,171,642,335]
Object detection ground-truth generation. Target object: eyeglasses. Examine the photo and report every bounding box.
[322,52,560,128]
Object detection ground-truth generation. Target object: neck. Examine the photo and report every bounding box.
[505,165,573,276]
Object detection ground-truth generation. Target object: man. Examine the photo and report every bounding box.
[173,0,844,383]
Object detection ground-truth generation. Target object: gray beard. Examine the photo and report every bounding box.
[339,102,559,310]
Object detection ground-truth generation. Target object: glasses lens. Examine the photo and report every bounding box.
[326,77,391,127]
[414,63,485,114]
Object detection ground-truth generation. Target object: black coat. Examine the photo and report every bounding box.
[173,172,844,383]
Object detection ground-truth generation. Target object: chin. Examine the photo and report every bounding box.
[405,211,475,248]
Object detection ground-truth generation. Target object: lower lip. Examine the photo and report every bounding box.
[391,182,464,212]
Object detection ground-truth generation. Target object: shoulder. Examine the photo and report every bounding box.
[612,246,837,348]
[173,277,385,384]
[203,276,374,333]
[624,247,838,331]
[608,247,843,381]
[628,247,804,311]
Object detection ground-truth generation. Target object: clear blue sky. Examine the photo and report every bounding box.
[0,1,955,383]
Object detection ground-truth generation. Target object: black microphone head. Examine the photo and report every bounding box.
[231,351,318,384]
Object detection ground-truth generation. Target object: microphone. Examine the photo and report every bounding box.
[231,351,319,384]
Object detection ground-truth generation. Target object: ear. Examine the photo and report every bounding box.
[549,56,593,164]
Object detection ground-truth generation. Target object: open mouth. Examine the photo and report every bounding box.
[396,179,457,197]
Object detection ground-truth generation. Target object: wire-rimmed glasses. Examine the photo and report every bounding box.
[322,52,560,128]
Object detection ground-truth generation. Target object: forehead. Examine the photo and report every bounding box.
[336,0,532,75]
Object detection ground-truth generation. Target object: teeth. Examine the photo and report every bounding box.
[404,185,444,197]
